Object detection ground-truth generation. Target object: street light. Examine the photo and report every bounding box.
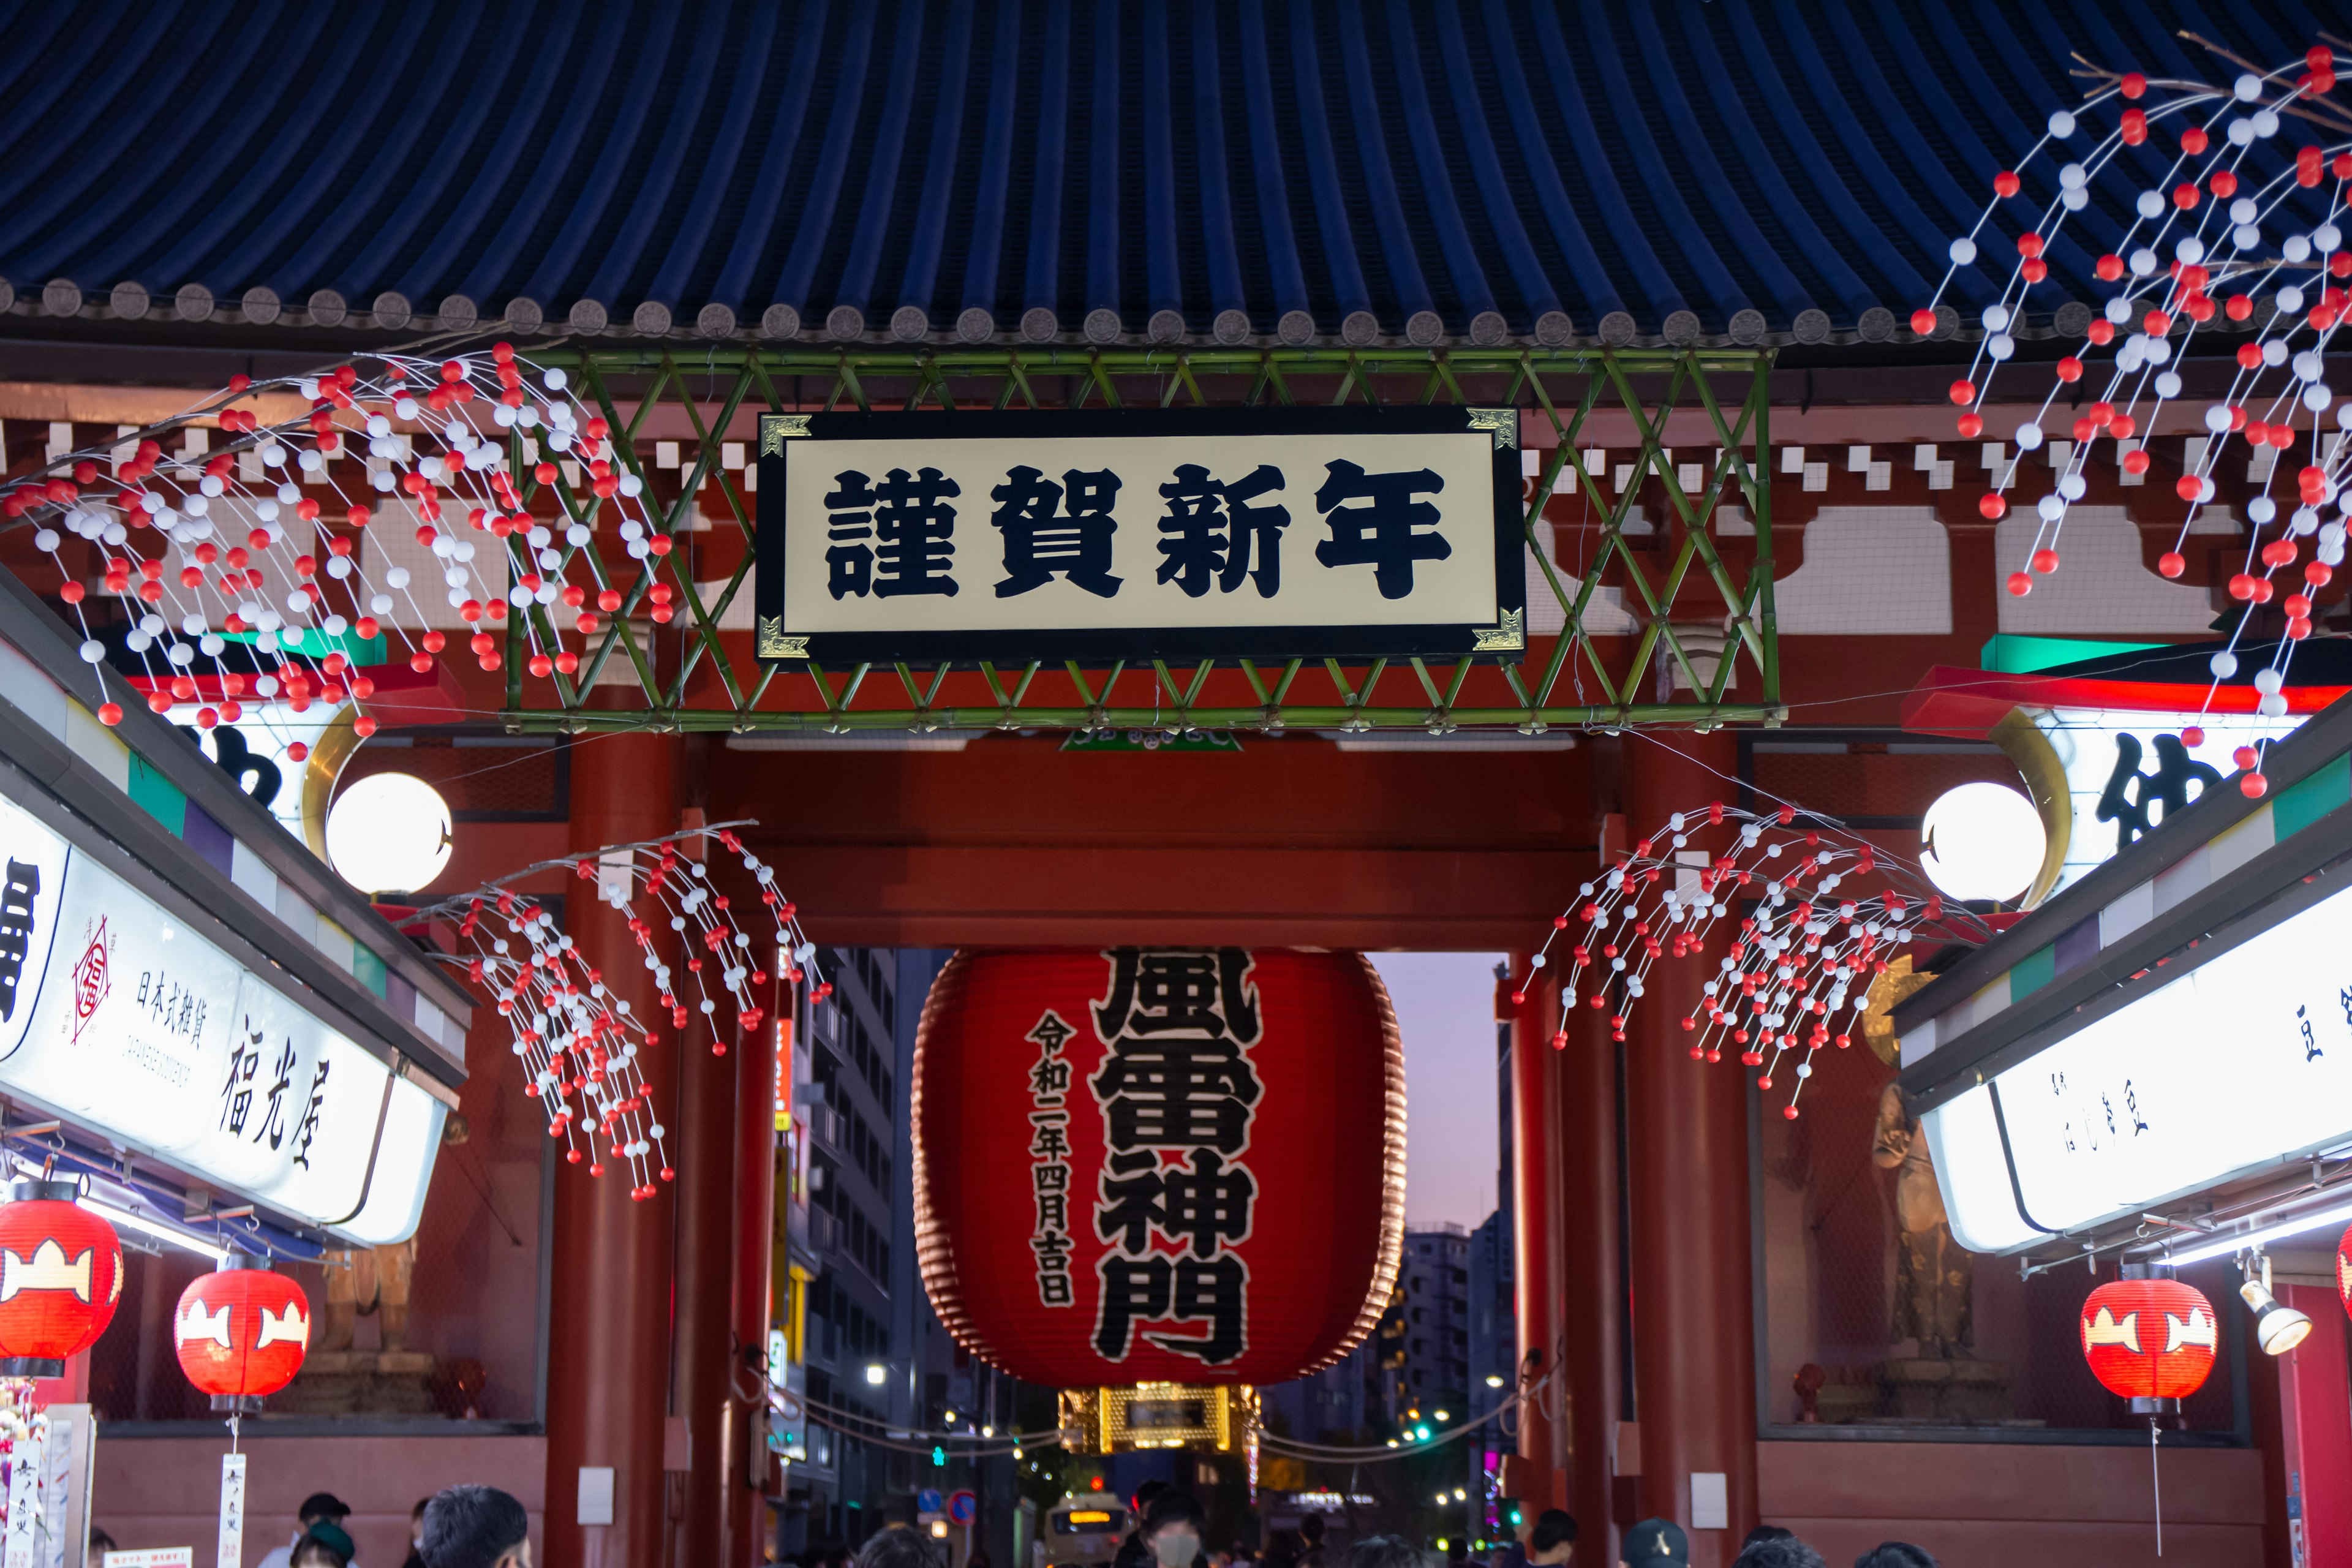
[1433,1409,1450,1422]
[1485,1375,1504,1389]
[865,1363,888,1385]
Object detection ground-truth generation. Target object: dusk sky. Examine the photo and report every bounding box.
[1370,952,1506,1232]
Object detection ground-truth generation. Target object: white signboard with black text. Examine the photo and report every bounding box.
[1922,876,2352,1253]
[0,791,440,1245]
[753,409,1525,663]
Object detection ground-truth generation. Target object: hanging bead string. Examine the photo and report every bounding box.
[0,346,676,731]
[1923,45,2352,795]
[411,821,824,1201]
[1517,802,1995,1119]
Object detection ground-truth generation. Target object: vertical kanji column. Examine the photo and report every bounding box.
[1506,956,1566,1512]
[1557,973,1625,1562]
[1623,733,1757,1567]
[546,731,682,1568]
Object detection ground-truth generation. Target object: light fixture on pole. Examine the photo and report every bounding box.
[2239,1253,2313,1357]
[325,771,453,894]
[864,1362,888,1385]
[1919,782,2046,905]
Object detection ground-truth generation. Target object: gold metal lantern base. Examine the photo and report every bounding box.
[1059,1384,1259,1453]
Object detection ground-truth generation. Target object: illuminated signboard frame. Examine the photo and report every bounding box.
[0,570,472,1247]
[753,407,1526,665]
[1893,692,2352,1256]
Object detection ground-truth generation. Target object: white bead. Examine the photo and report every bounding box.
[2015,421,2044,449]
[2305,385,2332,413]
[2260,691,2289,717]
[2059,473,2086,500]
[2036,494,2064,521]
[2048,109,2076,137]
[2296,350,2326,382]
[2293,507,2320,536]
[2137,190,2165,219]
[2253,108,2280,138]
[369,592,393,614]
[544,369,569,391]
[2232,198,2260,225]
[2130,247,2158,276]
[2176,236,2205,264]
[76,639,104,663]
[2154,370,2180,398]
[2249,497,2278,524]
[33,530,59,552]
[2321,224,2343,253]
[1981,303,2010,331]
[1949,236,1978,265]
[2265,336,2292,365]
[2235,224,2263,251]
[2228,118,2256,147]
[2059,162,2087,189]
[2060,187,2087,211]
[2105,296,2133,323]
[2204,404,2233,432]
[1988,333,2015,361]
[2285,236,2313,264]
[2253,666,2283,695]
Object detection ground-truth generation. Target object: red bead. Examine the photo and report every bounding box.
[2005,571,2032,597]
[2158,551,2185,578]
[1910,307,1937,335]
[1980,492,2007,520]
[2031,548,2060,574]
[2182,726,2204,747]
[2242,772,2270,798]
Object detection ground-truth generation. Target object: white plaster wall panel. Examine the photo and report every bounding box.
[1773,507,1953,634]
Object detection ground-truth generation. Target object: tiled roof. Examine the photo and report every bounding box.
[0,0,2331,349]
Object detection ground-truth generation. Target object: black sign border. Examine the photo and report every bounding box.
[752,407,1526,665]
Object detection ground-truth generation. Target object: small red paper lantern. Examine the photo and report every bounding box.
[0,1180,123,1377]
[2080,1278,2218,1401]
[175,1260,311,1400]
[2335,1224,2352,1317]
[913,948,1406,1387]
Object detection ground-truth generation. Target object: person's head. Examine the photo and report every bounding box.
[1142,1492,1207,1568]
[421,1485,534,1568]
[854,1525,939,1568]
[1528,1510,1578,1566]
[1342,1537,1426,1568]
[1727,1539,1823,1568]
[293,1523,356,1568]
[84,1529,115,1568]
[1299,1517,1325,1547]
[1739,1531,1793,1550]
[298,1493,352,1529]
[1852,1548,1936,1568]
[1132,1480,1170,1520]
[1618,1519,1687,1568]
[413,1497,434,1547]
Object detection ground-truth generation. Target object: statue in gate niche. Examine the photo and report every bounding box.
[1871,1080,1972,1358]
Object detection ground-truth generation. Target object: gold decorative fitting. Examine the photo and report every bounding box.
[1464,407,1517,450]
[1472,607,1525,652]
[756,617,808,658]
[758,413,813,454]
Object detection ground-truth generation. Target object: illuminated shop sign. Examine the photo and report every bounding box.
[1921,876,2352,1254]
[0,790,442,1245]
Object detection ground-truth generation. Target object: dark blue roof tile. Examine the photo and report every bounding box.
[0,0,2325,347]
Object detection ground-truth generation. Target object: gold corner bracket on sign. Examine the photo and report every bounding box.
[756,617,809,659]
[1464,407,1518,449]
[758,413,813,455]
[1472,607,1526,652]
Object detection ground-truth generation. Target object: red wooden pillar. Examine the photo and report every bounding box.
[729,986,782,1563]
[1623,733,1757,1568]
[1506,953,1566,1512]
[676,926,738,1568]
[1556,976,1623,1561]
[546,731,683,1568]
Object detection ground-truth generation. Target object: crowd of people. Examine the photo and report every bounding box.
[86,1485,532,1568]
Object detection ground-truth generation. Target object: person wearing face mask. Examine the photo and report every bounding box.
[1138,1491,1211,1568]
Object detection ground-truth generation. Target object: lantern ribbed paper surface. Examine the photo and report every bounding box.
[913,948,1405,1387]
[0,1184,122,1374]
[175,1265,311,1399]
[2079,1278,2218,1401]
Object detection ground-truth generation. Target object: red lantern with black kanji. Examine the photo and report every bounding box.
[174,1261,311,1400]
[913,948,1406,1386]
[2079,1278,2218,1401]
[0,1180,123,1377]
[2337,1224,2352,1319]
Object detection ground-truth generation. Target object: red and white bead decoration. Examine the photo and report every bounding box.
[1518,803,1986,1118]
[1926,46,2350,797]
[418,824,824,1200]
[1,347,676,732]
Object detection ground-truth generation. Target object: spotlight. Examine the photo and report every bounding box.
[1485,1375,1504,1389]
[865,1363,888,1385]
[2241,1254,2313,1356]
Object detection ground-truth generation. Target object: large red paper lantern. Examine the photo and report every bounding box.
[913,948,1405,1386]
[2336,1224,2352,1318]
[2080,1278,2218,1401]
[0,1180,123,1377]
[174,1261,311,1400]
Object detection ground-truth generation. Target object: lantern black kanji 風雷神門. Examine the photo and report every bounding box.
[912,948,1406,1387]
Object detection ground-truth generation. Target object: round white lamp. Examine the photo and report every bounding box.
[1919,782,2046,904]
[325,772,453,894]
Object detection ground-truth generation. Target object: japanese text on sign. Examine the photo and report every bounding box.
[760,413,1522,663]
[1088,949,1263,1368]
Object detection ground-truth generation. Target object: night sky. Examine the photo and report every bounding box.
[1370,952,1506,1232]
